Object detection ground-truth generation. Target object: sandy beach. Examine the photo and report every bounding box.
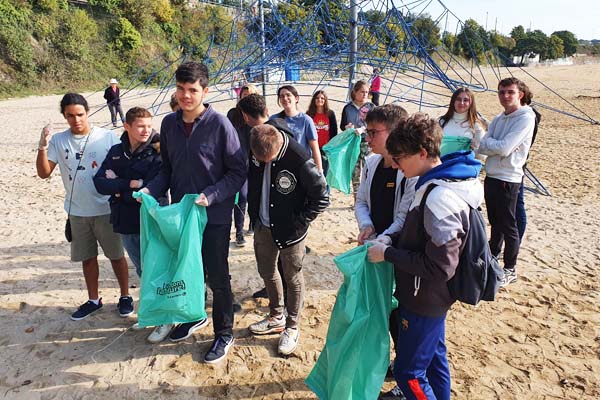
[1,64,599,399]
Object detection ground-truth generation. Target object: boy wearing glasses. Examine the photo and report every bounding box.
[355,104,416,245]
[478,78,536,287]
[367,113,483,400]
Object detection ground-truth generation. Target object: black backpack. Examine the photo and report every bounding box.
[420,183,503,305]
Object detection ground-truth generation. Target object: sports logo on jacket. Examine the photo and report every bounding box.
[276,170,297,194]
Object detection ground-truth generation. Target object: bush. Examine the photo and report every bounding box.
[51,9,98,60]
[113,17,143,52]
[0,0,34,75]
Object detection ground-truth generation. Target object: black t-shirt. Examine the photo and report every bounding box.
[370,159,398,234]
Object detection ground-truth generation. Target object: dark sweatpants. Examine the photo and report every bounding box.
[484,176,521,270]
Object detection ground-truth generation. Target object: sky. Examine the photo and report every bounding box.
[427,0,599,40]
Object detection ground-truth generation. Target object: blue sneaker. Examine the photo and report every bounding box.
[204,335,234,364]
[71,299,103,321]
[118,296,134,317]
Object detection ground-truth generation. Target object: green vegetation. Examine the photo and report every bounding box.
[0,0,236,98]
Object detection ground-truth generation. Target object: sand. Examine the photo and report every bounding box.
[0,64,599,399]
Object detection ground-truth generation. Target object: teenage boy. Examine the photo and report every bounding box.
[355,105,416,383]
[36,93,132,321]
[478,77,536,287]
[238,93,295,300]
[93,107,172,342]
[246,124,329,355]
[368,113,483,400]
[140,61,246,363]
[356,104,415,245]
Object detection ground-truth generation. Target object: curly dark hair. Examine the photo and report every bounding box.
[386,112,442,159]
[238,94,267,120]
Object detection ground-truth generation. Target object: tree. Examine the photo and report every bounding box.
[456,19,486,61]
[547,34,564,59]
[489,31,515,61]
[302,0,348,51]
[552,30,577,56]
[441,31,456,53]
[510,25,526,42]
[361,9,405,57]
[407,13,440,52]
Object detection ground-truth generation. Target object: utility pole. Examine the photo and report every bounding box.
[348,0,358,99]
[259,0,266,97]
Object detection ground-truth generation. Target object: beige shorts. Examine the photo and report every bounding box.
[69,214,124,262]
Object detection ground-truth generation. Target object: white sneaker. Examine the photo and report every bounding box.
[248,315,286,335]
[131,322,149,331]
[147,324,174,343]
[278,327,299,355]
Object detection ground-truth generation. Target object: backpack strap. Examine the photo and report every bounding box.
[419,183,438,226]
[413,182,438,297]
[400,176,407,199]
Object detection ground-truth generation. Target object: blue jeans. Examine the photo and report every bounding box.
[393,306,450,400]
[516,178,526,243]
[108,102,125,125]
[121,233,142,277]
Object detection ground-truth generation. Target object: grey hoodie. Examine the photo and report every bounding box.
[478,106,535,183]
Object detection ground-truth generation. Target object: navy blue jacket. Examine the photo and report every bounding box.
[93,131,162,234]
[146,106,247,225]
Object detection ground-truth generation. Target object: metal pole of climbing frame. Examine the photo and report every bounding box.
[259,0,267,97]
[348,0,358,100]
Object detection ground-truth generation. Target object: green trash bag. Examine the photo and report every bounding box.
[305,245,395,400]
[440,135,472,156]
[322,128,361,194]
[133,192,208,328]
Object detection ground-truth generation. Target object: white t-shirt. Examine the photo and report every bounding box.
[47,126,119,216]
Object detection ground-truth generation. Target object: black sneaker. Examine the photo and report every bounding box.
[117,296,134,317]
[233,301,242,313]
[252,287,268,299]
[385,361,394,379]
[235,233,247,247]
[379,385,406,400]
[71,299,103,321]
[169,318,209,342]
[500,268,517,288]
[204,335,234,364]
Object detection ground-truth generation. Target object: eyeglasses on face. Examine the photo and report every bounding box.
[391,154,410,164]
[366,128,388,138]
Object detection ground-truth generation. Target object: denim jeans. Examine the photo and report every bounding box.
[108,102,125,125]
[515,178,526,243]
[121,233,142,277]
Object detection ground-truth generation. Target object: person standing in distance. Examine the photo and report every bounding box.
[104,78,125,128]
[36,93,132,321]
